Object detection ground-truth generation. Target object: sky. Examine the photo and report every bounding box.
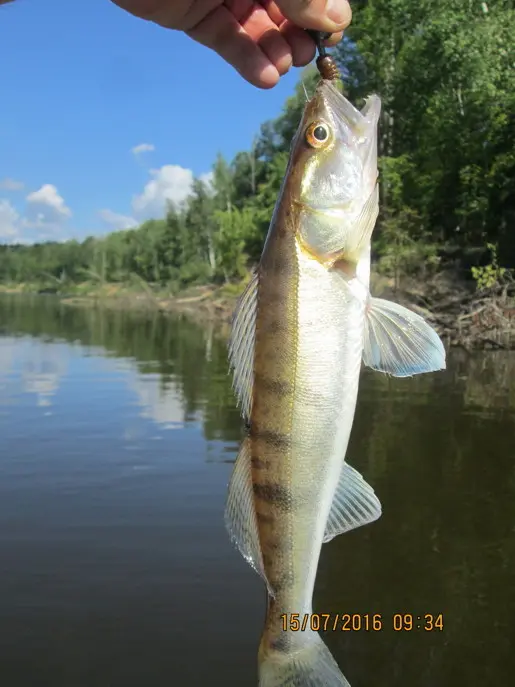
[0,0,304,245]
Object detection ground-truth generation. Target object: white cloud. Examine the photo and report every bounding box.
[0,184,72,244]
[132,165,194,219]
[23,184,71,238]
[26,184,71,220]
[99,208,138,231]
[0,199,20,240]
[131,143,155,156]
[0,177,24,191]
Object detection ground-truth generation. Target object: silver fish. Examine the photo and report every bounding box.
[225,78,446,687]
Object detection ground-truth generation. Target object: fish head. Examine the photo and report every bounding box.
[289,79,381,265]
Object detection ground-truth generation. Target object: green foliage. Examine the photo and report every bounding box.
[339,0,515,264]
[1,2,514,292]
[376,209,441,289]
[471,243,507,290]
[374,156,440,287]
[213,206,253,281]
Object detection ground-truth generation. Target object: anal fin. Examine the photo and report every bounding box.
[224,437,272,594]
[323,462,382,543]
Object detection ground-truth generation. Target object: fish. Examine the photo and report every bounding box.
[225,78,446,687]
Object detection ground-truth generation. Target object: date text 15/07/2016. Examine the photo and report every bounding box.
[280,614,444,632]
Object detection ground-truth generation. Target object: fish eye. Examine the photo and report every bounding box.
[305,121,331,148]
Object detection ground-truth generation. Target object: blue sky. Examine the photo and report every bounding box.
[0,0,304,244]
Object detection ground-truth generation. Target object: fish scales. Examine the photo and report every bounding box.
[251,188,300,607]
[252,162,365,659]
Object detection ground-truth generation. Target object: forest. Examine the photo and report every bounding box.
[1,0,514,298]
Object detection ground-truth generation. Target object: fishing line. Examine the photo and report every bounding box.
[306,30,341,81]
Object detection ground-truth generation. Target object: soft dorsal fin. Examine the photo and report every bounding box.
[224,438,273,595]
[324,462,382,543]
[228,271,258,420]
[363,297,446,377]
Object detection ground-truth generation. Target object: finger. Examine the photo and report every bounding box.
[187,6,280,88]
[257,29,293,75]
[274,0,352,33]
[323,31,343,47]
[242,6,293,75]
[117,0,221,32]
[110,0,179,21]
[257,0,287,26]
[279,20,316,67]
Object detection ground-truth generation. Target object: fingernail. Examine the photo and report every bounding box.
[325,0,350,28]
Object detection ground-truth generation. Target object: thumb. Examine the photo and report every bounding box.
[274,0,352,33]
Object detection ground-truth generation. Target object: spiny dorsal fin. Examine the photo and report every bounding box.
[323,462,382,543]
[228,270,258,420]
[363,297,446,377]
[224,438,273,595]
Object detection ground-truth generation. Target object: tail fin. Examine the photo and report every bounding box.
[258,631,350,687]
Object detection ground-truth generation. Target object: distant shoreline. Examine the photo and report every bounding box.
[0,281,237,321]
[2,269,514,351]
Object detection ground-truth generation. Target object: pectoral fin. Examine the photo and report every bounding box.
[363,297,446,377]
[346,184,379,259]
[224,438,273,595]
[323,462,382,543]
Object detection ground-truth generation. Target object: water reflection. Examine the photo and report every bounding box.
[21,342,68,408]
[128,376,185,429]
[0,336,69,410]
[0,295,238,438]
[0,294,514,687]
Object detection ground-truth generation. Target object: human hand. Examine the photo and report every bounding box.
[112,0,351,88]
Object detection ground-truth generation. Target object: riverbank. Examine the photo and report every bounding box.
[61,282,241,325]
[2,269,514,350]
[0,280,239,323]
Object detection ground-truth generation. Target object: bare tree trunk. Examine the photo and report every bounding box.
[381,31,396,215]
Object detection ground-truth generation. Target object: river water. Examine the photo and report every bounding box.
[0,294,514,686]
